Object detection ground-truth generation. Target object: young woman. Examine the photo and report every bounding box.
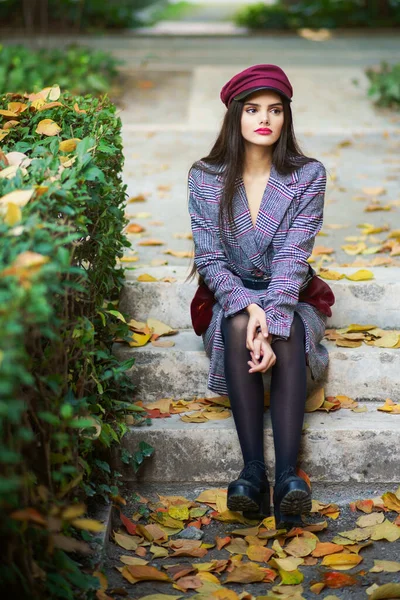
[187,64,334,529]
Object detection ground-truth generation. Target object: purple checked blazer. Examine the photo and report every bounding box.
[188,159,329,396]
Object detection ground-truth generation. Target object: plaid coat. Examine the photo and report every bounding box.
[188,159,329,395]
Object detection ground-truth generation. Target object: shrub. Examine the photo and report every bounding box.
[0,44,121,96]
[234,0,400,29]
[0,86,150,598]
[365,61,400,110]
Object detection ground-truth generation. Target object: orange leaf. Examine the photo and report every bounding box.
[119,511,137,535]
[216,536,231,550]
[126,564,170,582]
[138,238,165,246]
[312,542,344,557]
[323,571,357,588]
[126,223,145,234]
[10,508,46,526]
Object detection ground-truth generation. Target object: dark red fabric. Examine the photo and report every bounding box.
[220,64,293,108]
[190,275,335,336]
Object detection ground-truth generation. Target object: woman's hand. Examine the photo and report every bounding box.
[248,333,276,373]
[245,303,270,353]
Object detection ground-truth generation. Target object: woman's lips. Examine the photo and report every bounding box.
[255,128,272,135]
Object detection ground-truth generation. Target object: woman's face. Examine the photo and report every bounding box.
[240,89,285,149]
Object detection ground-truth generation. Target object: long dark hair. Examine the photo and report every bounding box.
[186,93,318,283]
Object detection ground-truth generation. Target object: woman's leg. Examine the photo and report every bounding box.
[269,312,308,483]
[220,312,265,466]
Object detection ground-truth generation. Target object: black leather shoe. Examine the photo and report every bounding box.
[273,466,312,529]
[227,460,271,519]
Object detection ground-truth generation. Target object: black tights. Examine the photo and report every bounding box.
[220,311,307,482]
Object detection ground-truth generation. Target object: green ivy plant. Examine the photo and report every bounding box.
[0,87,153,598]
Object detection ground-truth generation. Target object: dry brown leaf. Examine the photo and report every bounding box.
[138,239,165,246]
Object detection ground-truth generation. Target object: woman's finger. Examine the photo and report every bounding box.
[246,318,257,352]
[253,338,262,360]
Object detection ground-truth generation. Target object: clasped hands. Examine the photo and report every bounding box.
[245,303,277,374]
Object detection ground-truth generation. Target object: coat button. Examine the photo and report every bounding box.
[253,269,264,278]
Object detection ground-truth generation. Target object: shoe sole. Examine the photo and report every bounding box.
[227,484,271,518]
[279,488,312,515]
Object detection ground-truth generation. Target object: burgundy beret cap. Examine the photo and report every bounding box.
[220,64,293,108]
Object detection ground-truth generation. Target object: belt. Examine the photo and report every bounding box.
[241,278,270,290]
[241,273,314,292]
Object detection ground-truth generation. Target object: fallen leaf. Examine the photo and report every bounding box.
[224,562,265,583]
[138,239,165,246]
[35,119,61,136]
[137,273,158,282]
[321,553,363,570]
[369,583,400,599]
[369,560,400,573]
[126,223,146,234]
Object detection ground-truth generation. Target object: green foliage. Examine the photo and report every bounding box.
[234,0,400,29]
[0,44,121,96]
[365,61,400,110]
[0,88,153,598]
[0,0,155,29]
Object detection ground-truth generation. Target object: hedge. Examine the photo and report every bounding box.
[0,44,121,96]
[234,0,400,29]
[0,86,151,598]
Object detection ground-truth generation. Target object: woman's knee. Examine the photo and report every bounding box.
[221,311,249,342]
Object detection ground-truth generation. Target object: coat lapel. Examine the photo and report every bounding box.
[216,163,298,267]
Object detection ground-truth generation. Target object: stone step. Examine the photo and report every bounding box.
[112,329,400,402]
[118,403,399,483]
[119,266,400,330]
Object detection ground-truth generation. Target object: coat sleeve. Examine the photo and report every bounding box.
[188,168,262,318]
[263,161,327,338]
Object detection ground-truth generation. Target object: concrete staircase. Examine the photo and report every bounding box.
[112,265,400,485]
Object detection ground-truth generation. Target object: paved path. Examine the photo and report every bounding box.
[4,33,399,269]
[109,33,400,269]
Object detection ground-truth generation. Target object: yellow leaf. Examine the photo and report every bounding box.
[0,109,19,117]
[36,119,61,136]
[370,519,400,542]
[0,129,9,141]
[137,273,158,282]
[3,120,19,130]
[356,513,385,528]
[119,255,139,262]
[61,504,86,520]
[345,269,374,281]
[382,492,400,512]
[129,330,152,347]
[373,333,400,348]
[318,269,345,280]
[59,138,81,152]
[305,387,325,412]
[270,557,304,571]
[369,583,400,600]
[321,552,362,569]
[168,505,189,521]
[138,238,164,246]
[341,242,367,255]
[362,186,386,196]
[278,567,304,584]
[8,102,28,113]
[370,560,400,573]
[163,249,194,258]
[298,28,332,41]
[0,189,34,207]
[113,532,138,550]
[71,518,105,532]
[4,202,21,226]
[147,318,176,337]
